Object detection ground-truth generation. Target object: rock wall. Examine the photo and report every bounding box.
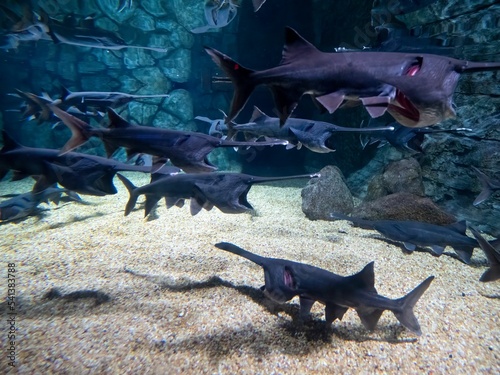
[348,1,500,236]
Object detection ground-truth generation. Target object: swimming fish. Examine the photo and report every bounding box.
[205,27,500,127]
[215,242,434,335]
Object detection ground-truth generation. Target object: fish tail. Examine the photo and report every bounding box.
[116,173,138,216]
[214,242,266,265]
[472,166,494,206]
[48,104,91,153]
[393,276,434,335]
[204,47,256,123]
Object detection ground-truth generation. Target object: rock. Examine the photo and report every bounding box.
[163,89,193,123]
[172,0,205,31]
[352,192,457,225]
[154,20,195,49]
[159,48,191,82]
[123,49,155,69]
[301,166,354,220]
[382,158,424,197]
[142,0,170,16]
[127,102,159,126]
[132,67,171,94]
[129,9,155,31]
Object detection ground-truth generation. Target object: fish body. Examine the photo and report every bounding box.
[215,242,434,335]
[330,213,477,263]
[118,172,317,217]
[0,187,80,222]
[232,106,394,153]
[205,27,500,127]
[50,105,287,173]
[0,131,150,195]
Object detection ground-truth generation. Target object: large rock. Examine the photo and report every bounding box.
[366,158,425,201]
[301,166,354,220]
[352,192,457,225]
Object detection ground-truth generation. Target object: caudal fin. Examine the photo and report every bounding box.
[116,173,139,216]
[472,166,495,206]
[393,276,434,335]
[49,104,91,154]
[204,47,256,124]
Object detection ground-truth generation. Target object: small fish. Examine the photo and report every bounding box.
[471,166,500,206]
[230,106,394,153]
[42,12,168,52]
[0,186,81,222]
[0,131,153,196]
[117,171,318,217]
[360,120,471,153]
[330,212,478,264]
[205,27,500,127]
[215,242,434,335]
[252,0,267,12]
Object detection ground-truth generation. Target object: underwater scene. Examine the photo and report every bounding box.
[0,0,499,373]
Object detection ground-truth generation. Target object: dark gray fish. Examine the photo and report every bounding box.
[205,27,500,127]
[330,212,477,264]
[468,226,500,282]
[0,186,81,222]
[117,171,318,217]
[360,120,470,153]
[50,104,287,173]
[472,166,500,206]
[215,242,434,335]
[0,131,152,196]
[231,106,394,153]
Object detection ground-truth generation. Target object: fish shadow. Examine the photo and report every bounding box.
[124,268,418,347]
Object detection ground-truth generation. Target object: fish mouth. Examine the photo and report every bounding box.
[388,61,422,126]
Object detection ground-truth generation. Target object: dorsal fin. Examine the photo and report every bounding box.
[349,261,377,293]
[250,106,269,122]
[107,108,134,129]
[280,27,321,66]
[60,85,71,100]
[1,131,21,152]
[446,220,467,234]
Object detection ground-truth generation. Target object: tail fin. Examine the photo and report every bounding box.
[472,166,495,206]
[214,242,267,265]
[393,276,434,335]
[49,104,92,154]
[468,226,500,282]
[116,174,139,216]
[204,47,256,124]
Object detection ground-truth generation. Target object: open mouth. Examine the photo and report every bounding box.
[388,59,423,124]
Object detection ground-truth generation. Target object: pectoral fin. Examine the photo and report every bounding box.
[315,93,345,114]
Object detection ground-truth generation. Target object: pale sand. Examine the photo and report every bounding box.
[1,172,499,374]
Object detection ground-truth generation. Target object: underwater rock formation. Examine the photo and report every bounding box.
[352,192,457,225]
[301,165,353,220]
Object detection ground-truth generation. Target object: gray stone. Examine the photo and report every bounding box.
[127,102,159,126]
[382,158,425,196]
[132,67,171,94]
[123,49,155,69]
[142,0,170,17]
[352,192,457,226]
[154,20,195,49]
[172,0,206,31]
[301,166,354,220]
[159,49,191,82]
[163,89,194,123]
[129,9,155,31]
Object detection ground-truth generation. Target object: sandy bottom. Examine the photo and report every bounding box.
[1,172,499,374]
